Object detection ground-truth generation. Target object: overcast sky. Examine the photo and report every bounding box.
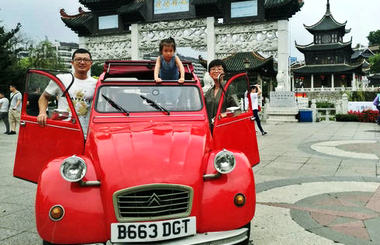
[1,0,379,61]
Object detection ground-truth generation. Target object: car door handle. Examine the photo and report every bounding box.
[20,121,26,127]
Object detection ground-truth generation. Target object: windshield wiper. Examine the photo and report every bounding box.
[140,95,170,115]
[102,94,130,116]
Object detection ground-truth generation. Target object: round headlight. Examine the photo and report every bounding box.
[60,155,87,182]
[214,149,236,174]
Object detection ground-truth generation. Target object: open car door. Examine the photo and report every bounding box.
[213,73,260,166]
[13,70,85,183]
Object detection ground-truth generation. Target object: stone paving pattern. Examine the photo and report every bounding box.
[0,121,380,244]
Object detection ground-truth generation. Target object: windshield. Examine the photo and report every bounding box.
[96,85,203,113]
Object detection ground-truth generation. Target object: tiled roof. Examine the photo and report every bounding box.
[351,49,375,60]
[192,0,218,4]
[60,9,94,36]
[304,1,346,33]
[118,1,145,15]
[223,52,273,72]
[295,41,352,53]
[64,0,303,34]
[193,0,300,7]
[368,73,380,81]
[265,0,297,8]
[292,63,363,74]
[264,0,304,19]
[79,0,122,10]
[199,52,274,73]
[304,15,347,32]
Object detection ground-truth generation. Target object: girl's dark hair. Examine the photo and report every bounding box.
[159,37,176,53]
[250,84,258,91]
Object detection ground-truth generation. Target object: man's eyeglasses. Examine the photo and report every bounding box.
[73,58,92,63]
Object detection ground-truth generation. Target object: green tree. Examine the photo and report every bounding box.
[368,30,380,46]
[19,40,65,70]
[369,54,380,74]
[91,62,104,77]
[0,22,23,93]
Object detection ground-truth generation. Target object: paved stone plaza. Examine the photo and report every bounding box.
[0,121,380,244]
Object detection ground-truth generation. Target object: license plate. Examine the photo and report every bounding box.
[111,217,196,242]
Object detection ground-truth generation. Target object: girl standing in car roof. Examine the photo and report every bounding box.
[154,37,185,83]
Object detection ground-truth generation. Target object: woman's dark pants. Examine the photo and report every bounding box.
[253,109,264,133]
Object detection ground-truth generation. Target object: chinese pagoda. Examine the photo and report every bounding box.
[292,0,364,91]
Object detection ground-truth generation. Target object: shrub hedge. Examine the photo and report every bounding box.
[336,110,378,122]
[335,114,359,122]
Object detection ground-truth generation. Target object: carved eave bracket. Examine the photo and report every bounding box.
[60,8,94,36]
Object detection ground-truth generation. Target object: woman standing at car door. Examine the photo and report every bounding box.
[248,84,267,135]
[204,59,239,126]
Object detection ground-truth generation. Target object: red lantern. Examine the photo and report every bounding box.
[320,75,325,80]
[300,76,305,80]
[341,75,346,79]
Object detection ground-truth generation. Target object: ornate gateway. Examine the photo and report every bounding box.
[61,0,303,90]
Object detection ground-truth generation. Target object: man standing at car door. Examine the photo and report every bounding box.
[8,85,22,135]
[37,49,97,137]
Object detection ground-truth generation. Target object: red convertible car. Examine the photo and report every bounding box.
[13,60,260,244]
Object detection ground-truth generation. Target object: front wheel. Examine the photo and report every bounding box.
[43,241,107,245]
[237,222,252,245]
[43,241,56,245]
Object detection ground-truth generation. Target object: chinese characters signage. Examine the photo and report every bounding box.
[231,0,258,18]
[270,91,296,107]
[154,0,189,15]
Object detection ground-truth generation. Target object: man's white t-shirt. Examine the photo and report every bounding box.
[0,98,9,112]
[45,73,97,136]
[9,92,22,112]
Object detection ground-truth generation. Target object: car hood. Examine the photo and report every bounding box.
[86,121,210,221]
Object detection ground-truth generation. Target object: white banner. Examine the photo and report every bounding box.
[348,102,378,112]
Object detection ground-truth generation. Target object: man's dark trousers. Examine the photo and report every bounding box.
[0,112,10,133]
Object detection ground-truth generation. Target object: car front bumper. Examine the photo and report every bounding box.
[108,227,249,245]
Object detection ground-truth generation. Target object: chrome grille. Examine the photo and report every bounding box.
[114,184,193,221]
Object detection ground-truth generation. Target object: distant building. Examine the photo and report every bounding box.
[55,42,79,69]
[292,0,364,91]
[17,41,79,70]
[351,47,374,63]
[369,45,380,54]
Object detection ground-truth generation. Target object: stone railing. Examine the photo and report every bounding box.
[316,108,336,122]
[295,87,352,92]
[295,86,379,92]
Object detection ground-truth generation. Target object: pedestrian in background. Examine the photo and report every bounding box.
[0,91,10,134]
[374,94,380,125]
[247,84,267,135]
[8,84,22,135]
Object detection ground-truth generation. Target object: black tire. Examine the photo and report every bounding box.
[43,241,55,245]
[237,222,251,245]
[43,241,106,245]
